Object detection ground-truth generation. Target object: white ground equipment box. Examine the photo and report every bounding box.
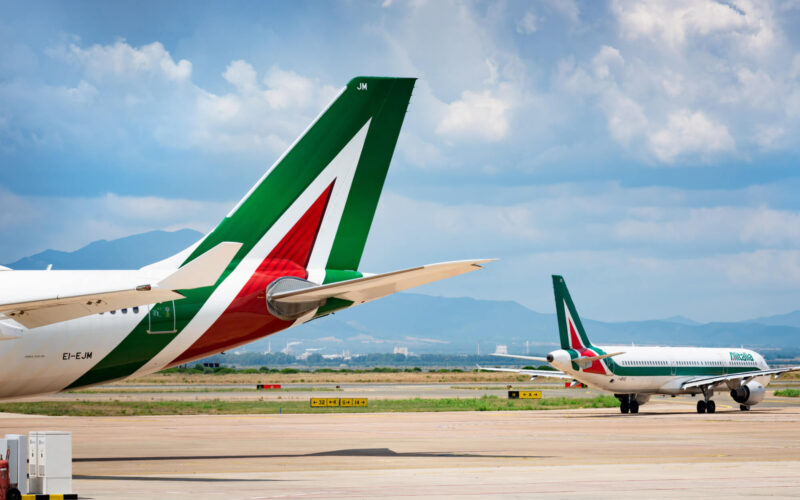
[28,431,72,494]
[1,434,28,494]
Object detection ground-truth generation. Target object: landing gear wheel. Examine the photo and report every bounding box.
[620,399,630,414]
[630,400,639,414]
[6,487,22,500]
[706,400,716,413]
[740,404,750,411]
[697,400,706,413]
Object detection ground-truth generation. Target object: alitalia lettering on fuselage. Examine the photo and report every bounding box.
[730,352,754,361]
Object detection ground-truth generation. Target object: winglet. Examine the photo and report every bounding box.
[158,242,242,290]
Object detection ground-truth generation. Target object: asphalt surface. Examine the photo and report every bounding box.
[2,401,800,499]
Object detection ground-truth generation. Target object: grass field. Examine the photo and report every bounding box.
[122,371,558,385]
[775,389,800,397]
[0,395,619,416]
[66,386,345,394]
[121,367,800,385]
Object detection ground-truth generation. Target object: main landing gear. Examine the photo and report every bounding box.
[618,394,639,414]
[696,387,715,414]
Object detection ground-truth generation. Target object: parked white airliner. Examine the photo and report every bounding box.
[0,77,490,400]
[481,276,800,414]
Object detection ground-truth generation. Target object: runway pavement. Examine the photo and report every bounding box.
[2,397,800,498]
[24,382,800,409]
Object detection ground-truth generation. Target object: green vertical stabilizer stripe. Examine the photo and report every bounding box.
[326,78,415,271]
[68,77,415,389]
[552,275,592,350]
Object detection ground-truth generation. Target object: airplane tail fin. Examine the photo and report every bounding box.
[167,77,416,285]
[552,275,594,350]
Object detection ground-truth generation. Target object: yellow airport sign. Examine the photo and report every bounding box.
[340,398,368,407]
[310,398,341,407]
[508,390,542,399]
[310,397,368,407]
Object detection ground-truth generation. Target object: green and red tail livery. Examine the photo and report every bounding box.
[0,76,492,400]
[66,77,416,388]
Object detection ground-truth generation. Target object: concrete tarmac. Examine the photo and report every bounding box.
[2,400,800,499]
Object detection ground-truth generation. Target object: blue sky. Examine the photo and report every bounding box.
[3,0,800,322]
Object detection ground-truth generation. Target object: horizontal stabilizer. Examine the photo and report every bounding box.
[476,365,572,379]
[271,259,493,307]
[491,353,549,362]
[158,242,242,290]
[576,352,624,363]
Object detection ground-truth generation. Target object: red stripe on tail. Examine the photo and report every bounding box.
[568,317,584,349]
[169,182,335,366]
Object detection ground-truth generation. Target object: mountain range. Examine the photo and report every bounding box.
[5,230,800,356]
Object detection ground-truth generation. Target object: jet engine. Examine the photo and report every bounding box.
[634,393,651,405]
[546,350,572,372]
[265,277,325,321]
[730,381,765,406]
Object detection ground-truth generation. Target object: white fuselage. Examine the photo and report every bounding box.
[550,345,771,395]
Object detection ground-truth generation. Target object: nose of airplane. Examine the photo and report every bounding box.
[547,349,572,371]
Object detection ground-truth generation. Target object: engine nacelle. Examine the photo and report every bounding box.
[634,394,651,405]
[546,350,573,372]
[265,277,325,321]
[730,381,765,406]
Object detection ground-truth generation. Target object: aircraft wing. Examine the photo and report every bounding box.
[270,259,493,307]
[680,366,800,390]
[0,242,241,329]
[476,365,573,379]
[491,353,549,362]
[491,352,624,365]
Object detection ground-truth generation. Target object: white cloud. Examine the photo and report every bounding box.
[516,12,539,34]
[542,1,800,163]
[436,89,511,142]
[612,0,774,52]
[375,0,535,150]
[184,64,338,154]
[36,40,341,158]
[601,90,648,145]
[363,181,800,286]
[591,45,624,80]
[649,109,735,162]
[223,60,259,94]
[262,67,322,110]
[52,40,192,83]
